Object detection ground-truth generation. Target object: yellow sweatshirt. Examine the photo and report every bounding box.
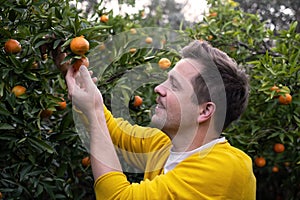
[94,107,256,199]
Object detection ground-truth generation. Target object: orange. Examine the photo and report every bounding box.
[270,85,280,92]
[12,85,26,97]
[278,93,292,105]
[254,156,266,167]
[130,28,137,34]
[270,85,280,98]
[208,12,218,17]
[73,56,89,72]
[70,35,89,56]
[273,143,285,153]
[145,36,153,44]
[40,109,53,118]
[272,166,279,173]
[158,58,171,70]
[82,156,91,167]
[133,95,143,107]
[129,48,136,53]
[4,39,22,54]
[56,99,67,111]
[207,35,213,41]
[0,191,2,199]
[100,14,109,23]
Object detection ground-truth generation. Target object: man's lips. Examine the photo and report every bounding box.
[156,98,164,107]
[155,98,165,111]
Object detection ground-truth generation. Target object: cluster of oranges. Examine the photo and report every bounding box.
[254,143,285,172]
[4,39,68,118]
[11,84,67,118]
[270,85,292,105]
[4,39,26,100]
[127,31,172,70]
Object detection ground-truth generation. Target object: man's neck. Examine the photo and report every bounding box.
[170,125,220,152]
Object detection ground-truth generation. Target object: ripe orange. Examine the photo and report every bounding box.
[56,99,67,111]
[130,28,137,34]
[145,36,153,44]
[273,143,285,153]
[70,35,89,56]
[73,56,89,72]
[270,85,280,92]
[12,85,26,97]
[133,95,143,107]
[272,166,279,173]
[207,35,214,41]
[129,48,136,53]
[4,39,22,54]
[158,58,171,70]
[40,109,53,118]
[0,191,2,199]
[278,93,292,105]
[209,12,218,17]
[100,14,109,23]
[270,85,280,98]
[82,156,91,167]
[254,157,266,167]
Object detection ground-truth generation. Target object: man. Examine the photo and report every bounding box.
[65,40,256,199]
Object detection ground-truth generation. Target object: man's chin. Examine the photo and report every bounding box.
[149,115,165,129]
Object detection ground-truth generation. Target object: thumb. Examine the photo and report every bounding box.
[79,65,94,88]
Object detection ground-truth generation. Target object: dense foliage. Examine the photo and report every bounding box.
[0,0,299,199]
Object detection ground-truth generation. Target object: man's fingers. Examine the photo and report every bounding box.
[66,67,77,99]
[79,66,95,90]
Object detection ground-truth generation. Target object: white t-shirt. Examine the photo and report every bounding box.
[164,137,226,174]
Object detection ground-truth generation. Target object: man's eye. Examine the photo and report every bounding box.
[171,79,178,89]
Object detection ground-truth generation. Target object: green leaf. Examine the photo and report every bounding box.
[77,25,112,35]
[55,7,63,19]
[34,40,49,49]
[28,137,56,154]
[20,165,33,181]
[0,123,15,130]
[23,72,39,81]
[0,103,10,116]
[53,39,62,50]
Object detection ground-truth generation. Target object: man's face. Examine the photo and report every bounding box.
[151,59,202,138]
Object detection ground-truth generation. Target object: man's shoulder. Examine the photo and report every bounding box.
[183,141,252,171]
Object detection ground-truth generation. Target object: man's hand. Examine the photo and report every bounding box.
[65,65,102,121]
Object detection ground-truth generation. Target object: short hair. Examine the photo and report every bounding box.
[181,40,249,131]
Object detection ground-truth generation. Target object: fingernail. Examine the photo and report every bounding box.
[80,65,85,71]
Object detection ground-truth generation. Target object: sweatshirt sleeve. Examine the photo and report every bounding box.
[103,106,171,171]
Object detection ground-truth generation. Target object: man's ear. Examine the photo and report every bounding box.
[197,102,216,123]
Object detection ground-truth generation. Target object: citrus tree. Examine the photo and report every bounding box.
[0,0,145,199]
[186,0,299,199]
[0,0,299,199]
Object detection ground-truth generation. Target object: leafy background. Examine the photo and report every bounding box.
[0,0,299,199]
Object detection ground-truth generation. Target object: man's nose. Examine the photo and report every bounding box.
[154,84,167,97]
